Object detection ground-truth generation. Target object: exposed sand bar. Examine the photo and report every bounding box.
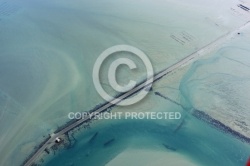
[106,149,199,166]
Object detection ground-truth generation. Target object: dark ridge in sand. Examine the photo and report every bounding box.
[154,91,250,144]
[192,109,250,144]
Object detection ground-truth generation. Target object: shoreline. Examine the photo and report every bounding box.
[192,109,250,144]
[155,91,250,144]
[21,21,250,166]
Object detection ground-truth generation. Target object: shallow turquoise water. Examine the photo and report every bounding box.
[1,0,250,165]
[179,30,250,139]
[44,113,250,166]
[44,22,250,166]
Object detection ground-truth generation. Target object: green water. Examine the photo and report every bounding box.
[0,0,250,165]
[43,111,250,166]
[44,28,250,166]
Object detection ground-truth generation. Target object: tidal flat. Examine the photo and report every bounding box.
[0,0,250,165]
